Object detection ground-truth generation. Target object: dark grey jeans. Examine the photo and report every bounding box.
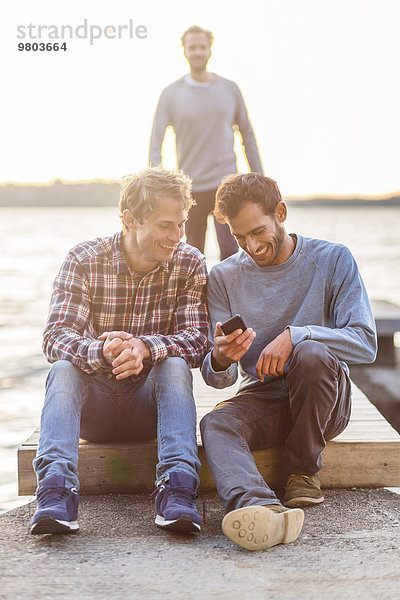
[200,340,352,512]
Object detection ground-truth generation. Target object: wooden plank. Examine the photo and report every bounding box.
[18,441,158,496]
[18,438,400,494]
[319,442,400,487]
[18,376,400,495]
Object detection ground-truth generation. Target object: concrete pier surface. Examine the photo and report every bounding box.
[1,489,399,600]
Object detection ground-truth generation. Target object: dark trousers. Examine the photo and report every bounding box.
[185,189,238,261]
[200,340,352,512]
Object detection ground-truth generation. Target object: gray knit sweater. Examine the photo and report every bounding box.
[149,75,263,192]
[201,235,377,391]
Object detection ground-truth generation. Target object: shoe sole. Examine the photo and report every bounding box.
[222,506,304,551]
[155,514,201,534]
[284,495,324,508]
[30,515,79,535]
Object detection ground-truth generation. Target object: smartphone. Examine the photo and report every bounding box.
[220,314,247,335]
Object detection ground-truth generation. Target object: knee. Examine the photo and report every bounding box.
[200,411,215,436]
[46,360,83,386]
[200,405,237,438]
[49,359,77,373]
[290,340,334,373]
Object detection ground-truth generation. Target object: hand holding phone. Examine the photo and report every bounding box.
[220,314,247,335]
[212,314,255,371]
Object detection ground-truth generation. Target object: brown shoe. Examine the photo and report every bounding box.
[222,504,304,551]
[283,474,324,507]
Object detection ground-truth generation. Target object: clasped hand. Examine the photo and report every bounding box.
[98,331,150,380]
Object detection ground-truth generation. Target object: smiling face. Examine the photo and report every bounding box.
[183,32,212,73]
[122,196,187,274]
[227,201,293,267]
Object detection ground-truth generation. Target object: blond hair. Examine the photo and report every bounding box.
[119,168,194,230]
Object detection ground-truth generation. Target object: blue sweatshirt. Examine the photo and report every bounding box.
[201,235,377,391]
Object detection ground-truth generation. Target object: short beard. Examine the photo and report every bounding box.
[270,220,285,264]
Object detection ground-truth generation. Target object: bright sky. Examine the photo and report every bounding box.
[1,0,399,196]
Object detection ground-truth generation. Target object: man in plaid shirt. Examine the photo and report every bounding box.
[30,168,209,536]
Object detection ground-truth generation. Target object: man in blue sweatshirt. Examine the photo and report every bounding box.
[200,173,377,551]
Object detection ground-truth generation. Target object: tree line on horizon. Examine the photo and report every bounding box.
[0,180,399,207]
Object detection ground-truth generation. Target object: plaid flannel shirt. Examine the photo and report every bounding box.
[43,232,209,375]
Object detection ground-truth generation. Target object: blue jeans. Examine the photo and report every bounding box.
[33,357,200,489]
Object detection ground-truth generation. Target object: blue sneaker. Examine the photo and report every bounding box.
[155,471,202,533]
[30,474,80,535]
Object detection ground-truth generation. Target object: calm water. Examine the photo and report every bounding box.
[1,205,399,512]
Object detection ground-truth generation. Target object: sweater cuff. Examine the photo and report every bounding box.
[201,351,238,389]
[287,325,311,347]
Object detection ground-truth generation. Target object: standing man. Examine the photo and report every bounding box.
[200,173,377,551]
[149,25,264,261]
[30,168,209,536]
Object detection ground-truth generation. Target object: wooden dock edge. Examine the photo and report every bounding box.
[18,436,400,496]
[18,378,400,495]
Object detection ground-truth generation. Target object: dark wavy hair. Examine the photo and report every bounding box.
[214,173,283,223]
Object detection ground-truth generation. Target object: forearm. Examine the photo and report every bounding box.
[235,91,263,173]
[43,256,109,374]
[288,324,377,364]
[289,245,378,365]
[241,131,263,174]
[149,95,169,166]
[43,326,108,374]
[149,129,163,167]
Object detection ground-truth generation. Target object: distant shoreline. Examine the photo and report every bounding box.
[0,180,399,207]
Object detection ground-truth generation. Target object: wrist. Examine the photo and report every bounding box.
[211,349,232,372]
[132,337,151,360]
